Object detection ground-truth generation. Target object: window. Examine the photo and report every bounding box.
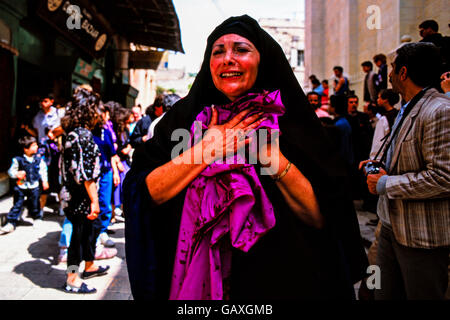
[297,50,304,67]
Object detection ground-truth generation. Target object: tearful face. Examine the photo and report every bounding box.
[210,34,260,101]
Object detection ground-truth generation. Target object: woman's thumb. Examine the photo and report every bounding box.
[209,105,218,128]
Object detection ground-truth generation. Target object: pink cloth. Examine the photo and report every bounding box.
[169,91,285,300]
[315,108,330,118]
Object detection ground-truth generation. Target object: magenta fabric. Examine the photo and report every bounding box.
[169,90,285,300]
[104,120,117,146]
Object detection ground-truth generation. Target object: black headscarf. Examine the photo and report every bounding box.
[124,15,368,300]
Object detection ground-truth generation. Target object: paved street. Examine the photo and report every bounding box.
[0,194,132,300]
[0,193,377,300]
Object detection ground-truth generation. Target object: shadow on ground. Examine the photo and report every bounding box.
[12,230,66,290]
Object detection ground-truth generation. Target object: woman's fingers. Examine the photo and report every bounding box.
[226,108,253,128]
[244,116,267,132]
[207,106,269,161]
[234,136,253,153]
[233,111,264,130]
[209,105,218,128]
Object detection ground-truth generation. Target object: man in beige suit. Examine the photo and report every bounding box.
[361,42,450,300]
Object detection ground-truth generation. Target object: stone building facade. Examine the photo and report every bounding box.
[305,0,449,104]
[259,17,306,87]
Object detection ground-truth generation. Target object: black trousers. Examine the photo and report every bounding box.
[66,212,100,268]
[375,224,449,300]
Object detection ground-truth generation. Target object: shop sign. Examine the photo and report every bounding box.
[37,0,110,58]
[74,58,95,79]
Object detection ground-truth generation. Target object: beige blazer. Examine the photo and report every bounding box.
[382,88,450,248]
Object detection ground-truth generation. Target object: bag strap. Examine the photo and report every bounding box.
[376,87,430,166]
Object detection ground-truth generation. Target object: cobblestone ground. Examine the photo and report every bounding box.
[0,194,377,300]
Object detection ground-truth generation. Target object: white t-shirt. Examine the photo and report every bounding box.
[369,115,390,160]
[32,106,61,141]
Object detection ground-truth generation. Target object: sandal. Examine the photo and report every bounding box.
[82,265,110,279]
[63,282,97,294]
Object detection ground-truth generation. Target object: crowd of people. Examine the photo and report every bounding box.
[305,19,450,300]
[0,16,448,300]
[306,19,450,215]
[307,54,391,216]
[0,82,180,293]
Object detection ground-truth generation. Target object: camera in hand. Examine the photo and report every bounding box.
[364,161,383,176]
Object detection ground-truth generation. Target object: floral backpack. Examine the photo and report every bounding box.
[59,129,100,203]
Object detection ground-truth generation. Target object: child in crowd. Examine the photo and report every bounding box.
[0,136,48,235]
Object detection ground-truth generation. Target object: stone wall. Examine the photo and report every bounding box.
[259,17,306,91]
[305,0,325,90]
[305,0,447,108]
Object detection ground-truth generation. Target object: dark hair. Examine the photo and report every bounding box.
[307,91,320,98]
[373,54,386,64]
[145,104,153,117]
[333,66,343,73]
[112,107,132,137]
[41,93,54,101]
[322,80,328,85]
[61,88,101,132]
[146,93,181,119]
[309,74,318,80]
[145,94,165,120]
[368,103,382,114]
[329,95,347,115]
[103,101,122,116]
[393,42,441,87]
[379,89,400,106]
[361,61,373,69]
[19,136,37,149]
[311,78,321,86]
[93,102,109,131]
[100,102,111,114]
[419,20,439,32]
[347,94,359,102]
[153,94,165,107]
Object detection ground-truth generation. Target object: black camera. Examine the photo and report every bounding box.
[364,161,383,176]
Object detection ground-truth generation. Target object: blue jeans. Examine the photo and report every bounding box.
[7,186,41,226]
[98,169,113,234]
[59,217,73,248]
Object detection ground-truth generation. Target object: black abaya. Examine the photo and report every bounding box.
[124,15,368,300]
